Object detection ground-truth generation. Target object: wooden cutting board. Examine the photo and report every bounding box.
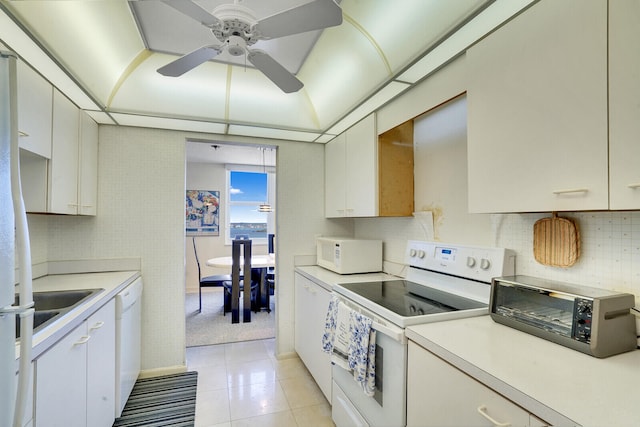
[533,212,580,267]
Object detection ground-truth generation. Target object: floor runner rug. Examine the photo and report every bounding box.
[113,371,198,427]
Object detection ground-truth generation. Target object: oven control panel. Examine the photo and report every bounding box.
[406,240,516,283]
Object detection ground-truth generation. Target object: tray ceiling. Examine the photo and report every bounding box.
[0,0,535,142]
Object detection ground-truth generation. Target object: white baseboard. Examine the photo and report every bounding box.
[138,365,187,379]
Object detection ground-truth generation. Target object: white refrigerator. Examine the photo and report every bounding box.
[0,50,35,427]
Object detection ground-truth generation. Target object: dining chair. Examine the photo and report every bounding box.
[224,238,259,323]
[192,238,230,313]
[266,233,275,303]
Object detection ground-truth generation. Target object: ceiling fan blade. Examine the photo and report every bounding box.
[247,50,304,93]
[161,0,222,28]
[157,46,222,77]
[255,0,342,39]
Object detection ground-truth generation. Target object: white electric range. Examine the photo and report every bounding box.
[330,240,516,427]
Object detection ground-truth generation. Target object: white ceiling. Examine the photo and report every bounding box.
[0,0,535,143]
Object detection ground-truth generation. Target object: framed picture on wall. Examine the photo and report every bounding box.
[186,190,220,235]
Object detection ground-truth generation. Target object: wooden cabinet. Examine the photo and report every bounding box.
[467,0,608,213]
[407,341,548,427]
[294,273,332,401]
[325,114,414,217]
[325,114,378,217]
[17,61,53,159]
[609,0,640,210]
[35,300,115,427]
[378,119,414,216]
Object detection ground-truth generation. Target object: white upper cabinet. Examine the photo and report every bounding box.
[325,114,378,217]
[325,132,348,217]
[22,87,98,215]
[467,0,608,213]
[78,112,98,215]
[17,60,53,158]
[49,89,80,214]
[609,0,640,210]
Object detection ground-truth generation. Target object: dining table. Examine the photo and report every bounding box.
[206,253,275,315]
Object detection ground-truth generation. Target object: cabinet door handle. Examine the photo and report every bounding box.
[19,130,29,137]
[89,321,105,331]
[552,188,588,195]
[627,183,640,189]
[477,405,511,427]
[73,335,91,346]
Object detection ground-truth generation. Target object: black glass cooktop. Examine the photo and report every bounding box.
[338,280,486,317]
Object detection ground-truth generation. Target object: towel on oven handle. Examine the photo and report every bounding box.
[322,295,377,396]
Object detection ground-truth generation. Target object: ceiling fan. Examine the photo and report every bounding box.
[157,0,343,93]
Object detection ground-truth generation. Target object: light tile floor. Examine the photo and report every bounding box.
[187,338,335,427]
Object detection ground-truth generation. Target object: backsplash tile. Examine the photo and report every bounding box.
[356,211,640,305]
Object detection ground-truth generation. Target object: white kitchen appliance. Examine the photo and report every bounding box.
[316,236,382,274]
[0,50,35,427]
[115,278,144,416]
[331,240,515,427]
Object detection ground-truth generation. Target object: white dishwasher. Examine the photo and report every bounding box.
[115,277,143,417]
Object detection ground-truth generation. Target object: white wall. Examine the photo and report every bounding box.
[29,125,352,371]
[186,161,238,293]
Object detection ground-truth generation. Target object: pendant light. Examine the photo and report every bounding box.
[258,147,273,213]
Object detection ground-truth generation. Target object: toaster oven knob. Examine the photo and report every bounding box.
[480,258,491,270]
[466,257,476,268]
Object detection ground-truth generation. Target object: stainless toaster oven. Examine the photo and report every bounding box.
[490,275,637,358]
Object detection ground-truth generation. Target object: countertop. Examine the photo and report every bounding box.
[15,270,141,359]
[294,265,399,292]
[406,316,640,427]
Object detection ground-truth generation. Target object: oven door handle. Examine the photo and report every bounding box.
[372,320,406,344]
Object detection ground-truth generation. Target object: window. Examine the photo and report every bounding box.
[225,164,275,245]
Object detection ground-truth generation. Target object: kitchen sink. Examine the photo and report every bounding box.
[16,289,102,311]
[15,310,60,339]
[14,288,103,339]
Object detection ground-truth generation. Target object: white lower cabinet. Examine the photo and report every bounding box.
[14,361,34,427]
[35,300,115,427]
[407,341,548,427]
[294,272,332,401]
[87,301,116,427]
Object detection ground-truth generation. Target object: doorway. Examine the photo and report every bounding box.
[184,141,277,346]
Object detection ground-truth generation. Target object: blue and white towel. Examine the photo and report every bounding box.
[322,295,377,396]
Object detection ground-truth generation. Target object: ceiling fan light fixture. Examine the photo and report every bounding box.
[227,35,247,56]
[159,0,343,92]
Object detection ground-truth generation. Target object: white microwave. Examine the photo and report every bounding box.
[316,237,382,274]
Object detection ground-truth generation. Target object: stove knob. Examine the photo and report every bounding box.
[466,256,477,268]
[417,250,426,259]
[417,308,424,315]
[409,305,416,314]
[480,258,491,270]
[409,249,417,258]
